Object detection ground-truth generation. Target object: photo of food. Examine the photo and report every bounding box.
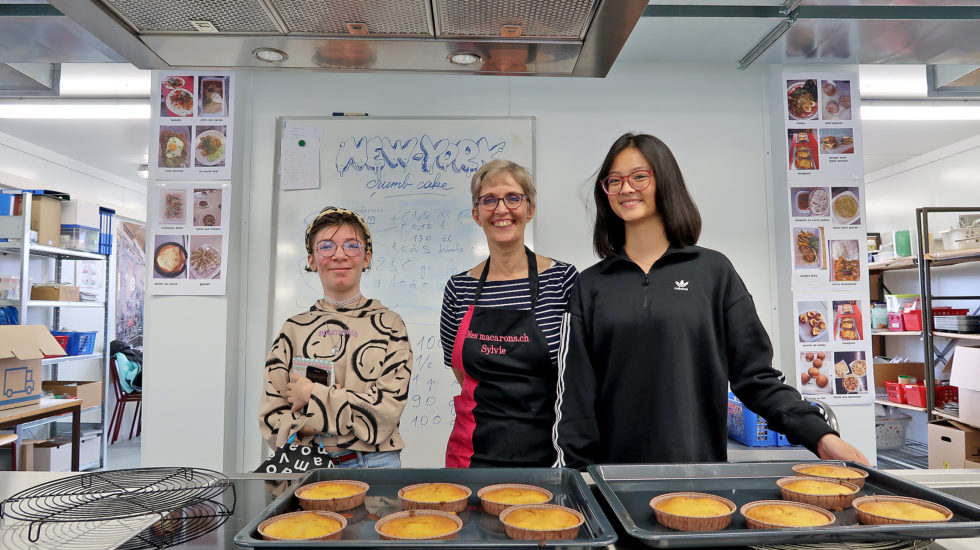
[160,75,194,117]
[188,235,222,280]
[198,76,229,117]
[794,227,825,269]
[798,349,832,395]
[791,187,830,218]
[194,125,226,167]
[831,187,861,225]
[833,300,864,341]
[160,188,186,224]
[193,188,222,227]
[159,126,191,169]
[788,129,819,171]
[818,128,855,154]
[833,351,867,394]
[797,301,829,343]
[830,240,861,282]
[787,79,819,120]
[820,79,852,121]
[154,235,187,279]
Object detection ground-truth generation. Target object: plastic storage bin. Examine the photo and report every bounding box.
[904,384,959,408]
[888,312,906,332]
[885,381,907,404]
[727,393,777,447]
[43,334,70,358]
[60,224,99,252]
[50,330,97,356]
[902,310,923,332]
[98,206,115,255]
[875,411,911,449]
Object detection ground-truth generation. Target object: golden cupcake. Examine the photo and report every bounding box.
[296,480,369,512]
[258,510,347,541]
[792,463,868,489]
[499,504,584,541]
[741,500,835,529]
[853,496,952,525]
[649,492,736,532]
[777,477,860,511]
[375,510,463,540]
[399,482,471,513]
[478,484,553,516]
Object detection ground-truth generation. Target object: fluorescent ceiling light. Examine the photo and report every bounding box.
[859,65,928,99]
[58,63,151,97]
[861,100,980,120]
[0,100,150,119]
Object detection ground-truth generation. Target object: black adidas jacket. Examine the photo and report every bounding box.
[553,245,835,468]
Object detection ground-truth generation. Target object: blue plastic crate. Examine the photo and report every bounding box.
[727,394,777,447]
[98,206,115,255]
[50,330,97,356]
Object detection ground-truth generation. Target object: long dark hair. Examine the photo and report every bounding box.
[593,133,701,259]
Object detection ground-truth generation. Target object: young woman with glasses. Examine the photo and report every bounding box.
[441,159,578,467]
[258,206,413,468]
[553,133,868,468]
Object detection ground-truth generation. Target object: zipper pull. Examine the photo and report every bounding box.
[642,274,650,286]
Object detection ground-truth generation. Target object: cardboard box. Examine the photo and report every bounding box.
[15,194,62,246]
[60,199,101,229]
[0,325,66,411]
[949,345,980,427]
[928,420,980,469]
[29,284,80,302]
[873,362,925,391]
[23,433,101,472]
[41,380,102,409]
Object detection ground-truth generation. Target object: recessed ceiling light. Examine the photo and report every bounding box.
[254,48,288,63]
[449,52,482,66]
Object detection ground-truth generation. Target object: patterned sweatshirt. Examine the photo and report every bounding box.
[259,298,413,452]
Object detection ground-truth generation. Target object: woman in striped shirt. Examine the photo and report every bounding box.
[440,159,578,468]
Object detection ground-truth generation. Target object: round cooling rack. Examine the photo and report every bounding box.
[0,467,235,548]
[753,539,933,550]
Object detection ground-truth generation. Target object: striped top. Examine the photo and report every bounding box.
[439,260,579,369]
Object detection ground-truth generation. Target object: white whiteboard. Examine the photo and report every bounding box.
[271,116,535,467]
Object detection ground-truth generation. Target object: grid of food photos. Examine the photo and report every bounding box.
[156,74,232,179]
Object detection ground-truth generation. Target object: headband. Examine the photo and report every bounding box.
[305,206,373,255]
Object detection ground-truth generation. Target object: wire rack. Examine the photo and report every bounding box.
[0,467,235,549]
[754,540,933,550]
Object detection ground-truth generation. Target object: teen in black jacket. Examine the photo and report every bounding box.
[552,133,868,468]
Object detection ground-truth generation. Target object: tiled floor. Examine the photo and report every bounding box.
[102,435,141,470]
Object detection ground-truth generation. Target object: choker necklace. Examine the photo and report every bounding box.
[324,293,361,308]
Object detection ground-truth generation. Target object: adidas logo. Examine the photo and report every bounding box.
[674,280,689,291]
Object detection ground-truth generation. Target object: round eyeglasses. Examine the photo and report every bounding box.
[477,193,527,211]
[600,169,654,195]
[315,239,364,257]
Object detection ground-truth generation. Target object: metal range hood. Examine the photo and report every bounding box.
[48,0,648,77]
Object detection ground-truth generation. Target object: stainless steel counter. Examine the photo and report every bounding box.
[0,469,977,549]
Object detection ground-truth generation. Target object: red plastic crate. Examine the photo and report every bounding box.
[936,385,959,408]
[902,311,923,332]
[888,312,906,331]
[885,381,907,404]
[43,334,70,358]
[903,384,928,407]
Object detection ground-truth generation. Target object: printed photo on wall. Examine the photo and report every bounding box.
[159,126,192,169]
[198,75,229,117]
[193,125,227,167]
[821,80,852,120]
[790,187,830,218]
[788,129,819,170]
[798,349,832,395]
[793,226,825,270]
[161,76,195,117]
[818,128,855,154]
[187,235,222,280]
[833,351,867,395]
[797,301,829,343]
[831,187,861,225]
[160,188,186,225]
[787,79,819,120]
[193,188,222,227]
[833,300,864,341]
[830,240,861,282]
[153,235,188,279]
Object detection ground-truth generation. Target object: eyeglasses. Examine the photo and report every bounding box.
[600,169,654,195]
[315,239,364,257]
[477,193,528,211]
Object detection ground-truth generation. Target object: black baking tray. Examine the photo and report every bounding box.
[234,467,616,548]
[588,461,980,548]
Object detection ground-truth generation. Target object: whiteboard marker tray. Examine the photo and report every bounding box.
[588,462,980,548]
[235,467,616,548]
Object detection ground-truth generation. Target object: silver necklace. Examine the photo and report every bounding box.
[323,293,361,308]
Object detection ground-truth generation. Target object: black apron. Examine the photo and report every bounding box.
[446,247,557,467]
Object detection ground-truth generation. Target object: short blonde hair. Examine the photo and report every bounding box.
[470,159,536,207]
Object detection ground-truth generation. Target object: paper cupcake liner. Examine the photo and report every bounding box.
[399,482,471,513]
[499,503,584,541]
[792,463,868,489]
[296,480,369,512]
[648,491,736,532]
[741,500,835,529]
[853,495,953,525]
[258,510,347,541]
[777,476,860,511]
[375,509,463,540]
[477,483,553,516]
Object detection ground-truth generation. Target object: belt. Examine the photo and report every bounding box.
[330,451,359,464]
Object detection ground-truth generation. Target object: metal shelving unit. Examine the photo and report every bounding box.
[0,191,113,471]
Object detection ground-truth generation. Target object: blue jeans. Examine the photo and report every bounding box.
[330,450,401,468]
